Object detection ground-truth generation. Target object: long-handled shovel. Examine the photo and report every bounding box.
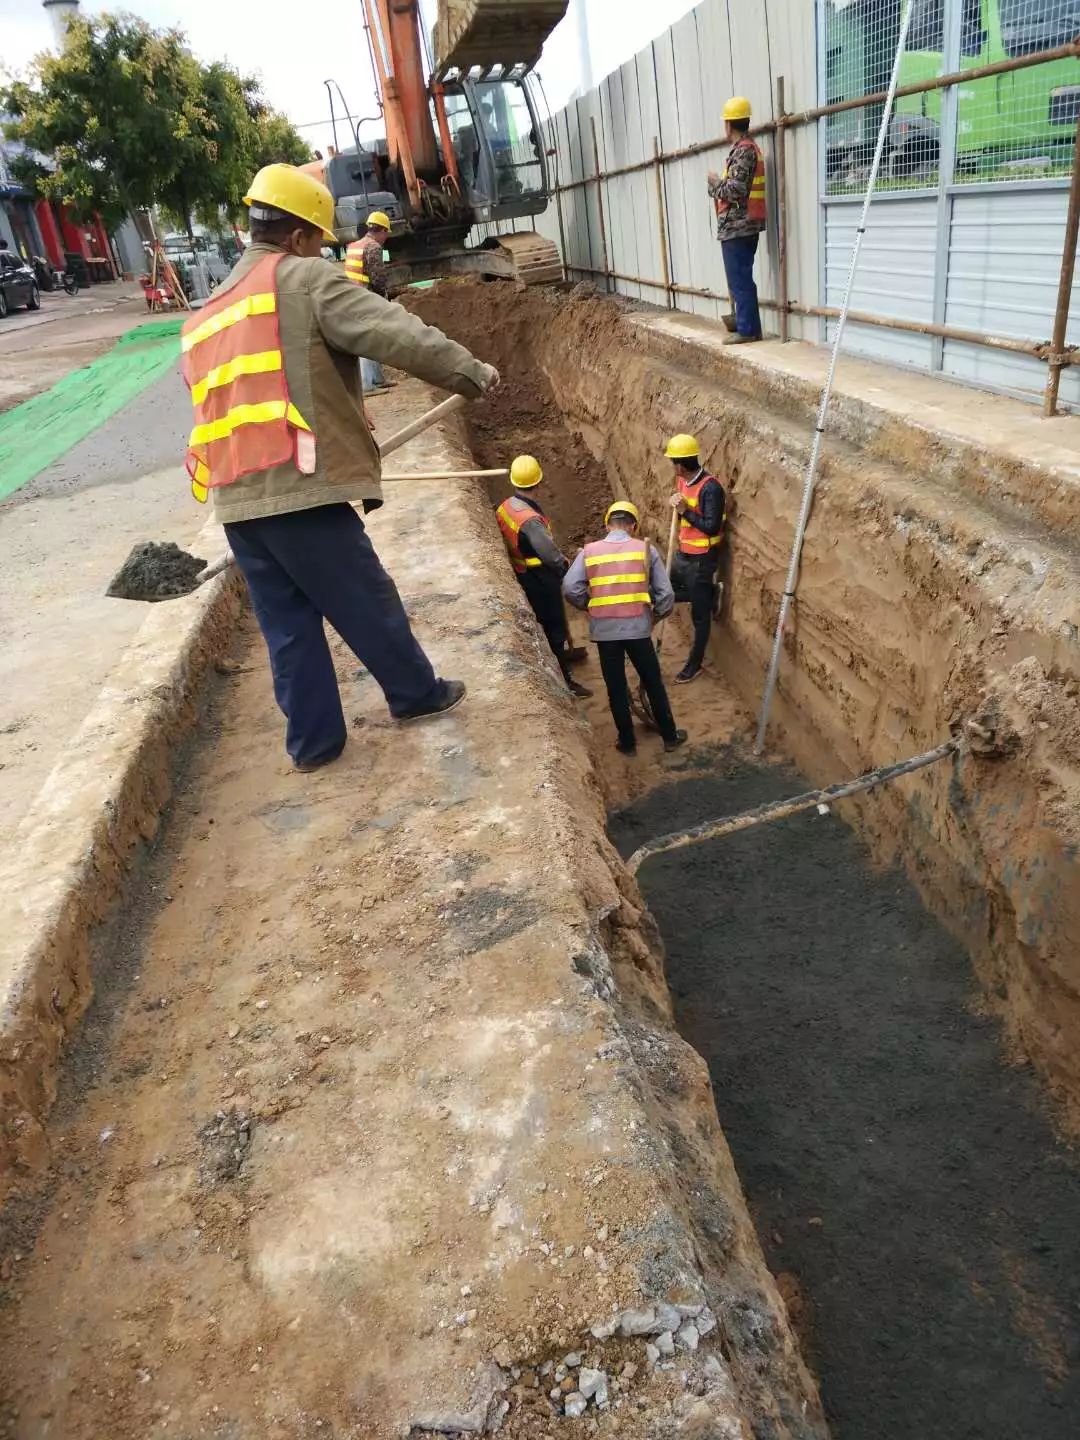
[107,394,473,602]
[630,504,679,731]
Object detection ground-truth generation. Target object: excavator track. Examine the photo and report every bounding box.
[489,232,563,285]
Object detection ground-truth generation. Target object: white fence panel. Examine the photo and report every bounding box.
[943,186,1080,405]
[824,196,937,369]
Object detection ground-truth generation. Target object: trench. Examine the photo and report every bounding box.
[408,281,1080,1437]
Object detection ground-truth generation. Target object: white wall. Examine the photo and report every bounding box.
[479,0,820,341]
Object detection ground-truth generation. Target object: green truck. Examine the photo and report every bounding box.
[825,0,1080,183]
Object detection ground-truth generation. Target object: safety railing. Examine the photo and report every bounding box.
[549,33,1080,416]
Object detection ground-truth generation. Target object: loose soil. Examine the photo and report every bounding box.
[404,283,611,551]
[610,757,1080,1440]
[106,539,208,601]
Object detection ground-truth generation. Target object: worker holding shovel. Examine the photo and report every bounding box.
[180,164,498,772]
[563,501,687,756]
[665,433,726,684]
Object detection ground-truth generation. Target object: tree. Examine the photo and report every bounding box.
[3,13,309,234]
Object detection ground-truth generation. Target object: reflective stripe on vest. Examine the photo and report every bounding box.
[181,253,311,502]
[344,240,370,285]
[583,538,650,616]
[678,471,723,553]
[714,138,766,224]
[496,495,550,572]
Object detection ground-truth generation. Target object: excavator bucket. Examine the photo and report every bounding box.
[434,0,569,76]
[489,233,563,285]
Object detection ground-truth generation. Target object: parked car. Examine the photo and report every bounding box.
[0,251,40,317]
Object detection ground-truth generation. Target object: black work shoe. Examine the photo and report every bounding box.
[675,663,702,684]
[663,729,689,752]
[395,679,466,723]
[294,746,345,773]
[568,680,593,699]
[615,735,637,755]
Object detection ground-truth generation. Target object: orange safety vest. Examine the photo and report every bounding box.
[180,254,312,503]
[344,238,371,287]
[714,138,766,224]
[496,495,552,573]
[677,470,724,555]
[583,536,651,618]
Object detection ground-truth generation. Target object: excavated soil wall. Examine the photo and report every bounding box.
[407,281,1080,1123]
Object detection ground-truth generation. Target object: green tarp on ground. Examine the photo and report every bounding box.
[0,318,184,504]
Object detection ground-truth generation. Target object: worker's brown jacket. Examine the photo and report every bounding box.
[207,243,489,525]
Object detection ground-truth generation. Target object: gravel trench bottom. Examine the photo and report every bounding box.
[610,756,1080,1440]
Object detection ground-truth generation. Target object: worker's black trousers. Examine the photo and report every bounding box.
[596,637,679,747]
[672,549,720,668]
[226,504,443,768]
[518,568,573,682]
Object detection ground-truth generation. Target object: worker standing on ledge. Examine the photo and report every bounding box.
[665,433,726,685]
[344,211,395,393]
[707,96,766,345]
[563,501,686,756]
[181,164,499,772]
[496,455,592,699]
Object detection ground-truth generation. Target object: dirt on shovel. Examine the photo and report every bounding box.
[106,541,207,602]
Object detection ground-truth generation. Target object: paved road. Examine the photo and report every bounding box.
[0,365,201,846]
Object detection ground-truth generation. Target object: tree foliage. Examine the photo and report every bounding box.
[2,13,310,231]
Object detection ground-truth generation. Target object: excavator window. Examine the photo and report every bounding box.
[442,78,545,210]
[473,80,544,202]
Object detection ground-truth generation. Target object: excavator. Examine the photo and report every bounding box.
[301,0,567,287]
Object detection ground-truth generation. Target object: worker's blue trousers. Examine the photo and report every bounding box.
[721,233,762,338]
[225,504,441,767]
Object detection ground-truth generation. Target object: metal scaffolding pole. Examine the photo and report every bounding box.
[754,0,916,756]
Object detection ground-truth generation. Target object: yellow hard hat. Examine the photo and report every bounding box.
[723,96,752,122]
[244,163,337,243]
[510,454,543,488]
[664,433,700,459]
[604,499,640,526]
[366,211,392,230]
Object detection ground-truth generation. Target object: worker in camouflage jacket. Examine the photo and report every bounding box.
[707,96,767,345]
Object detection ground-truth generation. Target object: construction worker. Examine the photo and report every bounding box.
[665,433,726,685]
[496,455,592,699]
[707,97,766,345]
[563,501,686,756]
[345,211,395,391]
[181,164,498,772]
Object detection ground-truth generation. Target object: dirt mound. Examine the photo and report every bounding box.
[403,281,614,550]
[106,540,206,601]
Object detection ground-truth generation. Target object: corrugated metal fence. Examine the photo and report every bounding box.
[477,0,1080,412]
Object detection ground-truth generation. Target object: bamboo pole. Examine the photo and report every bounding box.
[626,738,959,874]
[755,0,916,756]
[590,116,610,292]
[775,76,790,344]
[1044,116,1080,415]
[653,135,672,308]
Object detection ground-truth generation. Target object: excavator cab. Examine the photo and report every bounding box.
[440,74,549,222]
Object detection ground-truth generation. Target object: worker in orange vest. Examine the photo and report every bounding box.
[563,500,685,755]
[345,211,395,392]
[181,165,498,771]
[707,96,767,345]
[665,433,726,684]
[495,454,591,699]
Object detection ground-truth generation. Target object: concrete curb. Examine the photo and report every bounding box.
[0,518,242,1192]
